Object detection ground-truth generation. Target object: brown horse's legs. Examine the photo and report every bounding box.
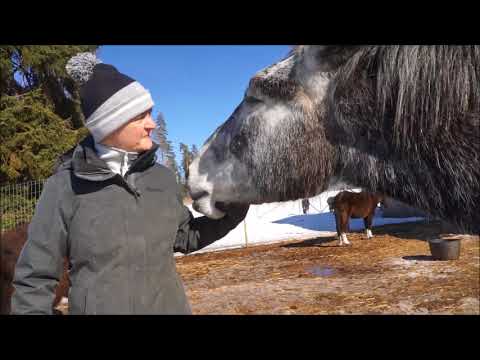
[334,211,341,238]
[336,211,351,245]
[364,215,374,238]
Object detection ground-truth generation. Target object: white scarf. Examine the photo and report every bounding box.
[94,142,139,177]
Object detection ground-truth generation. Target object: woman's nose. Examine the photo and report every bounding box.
[145,116,156,129]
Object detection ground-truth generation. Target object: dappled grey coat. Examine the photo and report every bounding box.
[11,136,245,315]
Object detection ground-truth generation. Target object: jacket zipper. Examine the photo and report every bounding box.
[117,172,140,200]
[123,171,142,312]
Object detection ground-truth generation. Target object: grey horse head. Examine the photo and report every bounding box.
[188,45,480,234]
[188,46,344,218]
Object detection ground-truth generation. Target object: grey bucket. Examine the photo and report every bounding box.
[428,239,461,260]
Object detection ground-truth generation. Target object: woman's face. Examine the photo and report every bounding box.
[101,109,156,152]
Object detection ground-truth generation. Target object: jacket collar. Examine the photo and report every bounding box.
[95,143,139,177]
[71,135,159,181]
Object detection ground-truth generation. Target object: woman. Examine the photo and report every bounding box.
[11,53,248,314]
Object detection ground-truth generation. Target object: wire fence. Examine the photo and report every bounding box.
[0,179,46,234]
[0,178,435,237]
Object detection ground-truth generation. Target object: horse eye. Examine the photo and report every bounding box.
[230,134,247,156]
[245,96,262,104]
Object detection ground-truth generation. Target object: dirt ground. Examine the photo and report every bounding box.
[52,220,478,315]
[175,220,479,315]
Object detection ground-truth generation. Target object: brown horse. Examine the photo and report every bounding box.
[0,223,70,315]
[327,191,385,246]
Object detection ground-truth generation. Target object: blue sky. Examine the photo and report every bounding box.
[99,45,290,165]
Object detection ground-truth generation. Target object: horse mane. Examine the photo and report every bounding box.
[335,45,480,153]
[328,46,480,233]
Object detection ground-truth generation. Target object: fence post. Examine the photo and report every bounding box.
[243,219,248,248]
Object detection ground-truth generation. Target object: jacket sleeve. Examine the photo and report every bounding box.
[173,196,246,254]
[11,176,69,315]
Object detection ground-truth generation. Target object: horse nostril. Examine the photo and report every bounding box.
[190,190,209,201]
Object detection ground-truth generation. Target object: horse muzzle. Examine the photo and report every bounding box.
[191,192,227,219]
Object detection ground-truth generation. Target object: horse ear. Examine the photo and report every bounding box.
[304,45,361,72]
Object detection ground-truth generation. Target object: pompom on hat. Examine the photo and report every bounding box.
[66,52,155,142]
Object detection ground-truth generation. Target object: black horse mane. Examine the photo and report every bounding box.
[327,46,480,233]
[333,45,480,152]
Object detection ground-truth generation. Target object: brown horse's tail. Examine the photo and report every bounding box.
[327,196,335,211]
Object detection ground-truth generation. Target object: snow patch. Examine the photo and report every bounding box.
[176,189,424,255]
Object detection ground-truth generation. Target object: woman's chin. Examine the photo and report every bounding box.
[138,138,153,152]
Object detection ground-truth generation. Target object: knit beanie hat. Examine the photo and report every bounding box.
[66,52,155,142]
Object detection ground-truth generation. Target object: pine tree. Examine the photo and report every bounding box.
[164,141,180,182]
[191,144,199,159]
[151,111,180,182]
[0,45,97,182]
[0,89,86,182]
[153,112,169,165]
[179,143,194,184]
[1,45,98,129]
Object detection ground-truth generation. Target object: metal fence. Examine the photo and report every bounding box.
[0,179,46,234]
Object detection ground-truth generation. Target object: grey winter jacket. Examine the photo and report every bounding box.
[11,136,246,315]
